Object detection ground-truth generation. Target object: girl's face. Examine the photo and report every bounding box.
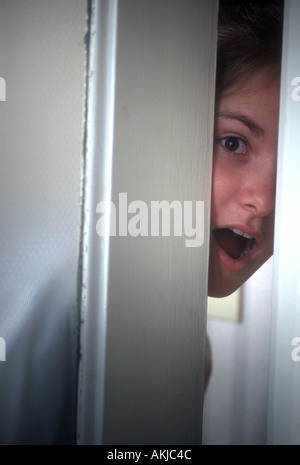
[208,67,280,297]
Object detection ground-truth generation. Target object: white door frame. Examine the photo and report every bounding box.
[267,0,300,445]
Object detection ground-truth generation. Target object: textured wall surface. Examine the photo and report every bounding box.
[0,0,86,444]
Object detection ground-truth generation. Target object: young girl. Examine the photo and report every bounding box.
[208,1,284,297]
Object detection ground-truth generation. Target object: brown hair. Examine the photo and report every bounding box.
[216,2,284,97]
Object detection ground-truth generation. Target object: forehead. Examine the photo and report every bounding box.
[215,67,280,139]
[219,66,280,101]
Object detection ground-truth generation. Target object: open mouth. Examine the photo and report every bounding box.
[212,228,256,260]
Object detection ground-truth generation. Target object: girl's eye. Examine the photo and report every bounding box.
[220,136,247,154]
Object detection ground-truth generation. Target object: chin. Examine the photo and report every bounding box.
[207,260,251,298]
[207,251,243,298]
[207,237,273,298]
[208,282,241,298]
[207,258,269,298]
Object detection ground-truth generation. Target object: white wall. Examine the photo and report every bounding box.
[0,0,86,444]
[203,258,273,445]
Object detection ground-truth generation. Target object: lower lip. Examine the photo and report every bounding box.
[213,237,258,272]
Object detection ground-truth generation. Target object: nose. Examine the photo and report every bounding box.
[238,159,277,218]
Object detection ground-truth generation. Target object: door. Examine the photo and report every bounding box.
[76,0,219,445]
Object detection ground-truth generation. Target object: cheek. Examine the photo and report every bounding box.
[211,161,231,212]
[263,219,275,255]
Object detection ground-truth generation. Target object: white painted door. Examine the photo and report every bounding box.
[76,0,218,445]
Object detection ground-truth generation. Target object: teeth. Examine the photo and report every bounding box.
[230,228,253,240]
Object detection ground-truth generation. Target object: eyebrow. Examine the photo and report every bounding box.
[216,111,265,138]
